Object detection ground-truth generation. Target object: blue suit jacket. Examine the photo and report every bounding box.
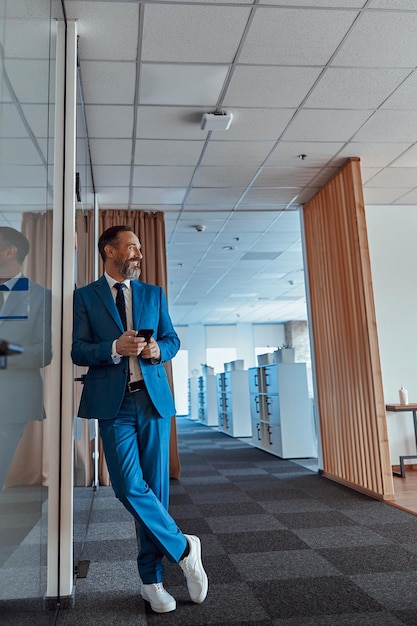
[0,278,52,424]
[71,275,180,420]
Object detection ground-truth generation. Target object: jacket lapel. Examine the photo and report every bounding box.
[131,280,144,330]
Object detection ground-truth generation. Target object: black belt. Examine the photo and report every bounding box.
[126,379,146,393]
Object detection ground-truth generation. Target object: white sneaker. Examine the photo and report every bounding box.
[179,534,208,604]
[141,582,176,613]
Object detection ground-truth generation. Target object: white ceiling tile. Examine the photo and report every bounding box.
[193,166,259,187]
[244,188,300,204]
[4,60,50,103]
[393,188,417,204]
[369,1,417,7]
[362,186,412,204]
[262,0,365,5]
[136,107,208,140]
[224,66,322,108]
[382,71,417,109]
[202,141,275,165]
[254,168,322,187]
[266,142,346,167]
[133,166,194,187]
[158,0,254,3]
[135,140,205,166]
[239,8,358,65]
[23,103,55,138]
[306,166,338,187]
[353,110,417,142]
[180,206,236,214]
[186,188,247,205]
[142,4,251,63]
[0,212,23,229]
[96,188,130,207]
[84,105,134,138]
[65,1,139,61]
[1,0,55,18]
[360,168,384,184]
[390,144,417,167]
[132,187,188,204]
[0,138,47,165]
[334,11,417,67]
[0,18,51,58]
[0,77,13,103]
[284,109,373,142]
[337,142,411,167]
[212,108,296,142]
[1,103,35,138]
[81,61,136,105]
[0,187,49,205]
[89,139,132,165]
[178,211,231,225]
[305,68,410,109]
[362,167,417,188]
[140,64,229,106]
[0,165,47,187]
[93,165,130,187]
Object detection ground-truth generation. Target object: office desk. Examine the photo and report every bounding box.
[386,404,417,477]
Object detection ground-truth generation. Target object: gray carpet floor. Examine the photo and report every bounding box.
[3,417,417,625]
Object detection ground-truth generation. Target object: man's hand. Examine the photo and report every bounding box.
[140,336,161,361]
[115,331,147,357]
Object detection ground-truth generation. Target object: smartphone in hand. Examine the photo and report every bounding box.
[136,328,154,341]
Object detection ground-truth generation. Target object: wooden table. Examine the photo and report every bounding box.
[386,404,417,477]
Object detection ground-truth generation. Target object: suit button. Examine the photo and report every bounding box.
[123,369,127,373]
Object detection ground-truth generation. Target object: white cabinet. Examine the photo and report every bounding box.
[216,370,252,437]
[197,374,218,426]
[249,363,316,458]
[187,377,199,421]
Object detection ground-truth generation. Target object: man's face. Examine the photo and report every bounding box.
[109,231,142,280]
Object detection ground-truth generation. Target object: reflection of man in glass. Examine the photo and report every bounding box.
[0,227,52,488]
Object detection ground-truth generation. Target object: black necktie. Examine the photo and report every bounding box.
[114,283,127,331]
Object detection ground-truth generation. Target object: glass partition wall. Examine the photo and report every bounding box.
[0,0,76,615]
[72,56,98,576]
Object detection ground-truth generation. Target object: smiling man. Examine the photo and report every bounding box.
[71,225,208,614]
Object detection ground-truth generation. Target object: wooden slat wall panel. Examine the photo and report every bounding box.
[303,158,394,498]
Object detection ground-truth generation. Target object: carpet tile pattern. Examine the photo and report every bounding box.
[3,417,417,624]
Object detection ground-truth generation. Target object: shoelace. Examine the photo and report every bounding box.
[181,557,197,576]
[152,583,164,593]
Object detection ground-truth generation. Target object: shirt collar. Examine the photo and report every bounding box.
[104,272,131,290]
[1,272,22,290]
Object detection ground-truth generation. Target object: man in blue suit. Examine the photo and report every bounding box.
[71,225,207,614]
[0,227,52,488]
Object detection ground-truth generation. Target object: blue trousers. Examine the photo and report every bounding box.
[99,390,187,584]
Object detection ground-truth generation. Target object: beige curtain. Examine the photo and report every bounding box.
[4,211,53,486]
[6,209,180,487]
[76,210,181,484]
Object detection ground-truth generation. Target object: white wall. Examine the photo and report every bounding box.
[176,323,285,375]
[366,205,417,463]
[253,323,285,349]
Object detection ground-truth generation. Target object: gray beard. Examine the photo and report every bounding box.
[119,260,141,280]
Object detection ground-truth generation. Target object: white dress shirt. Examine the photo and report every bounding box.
[105,272,142,382]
